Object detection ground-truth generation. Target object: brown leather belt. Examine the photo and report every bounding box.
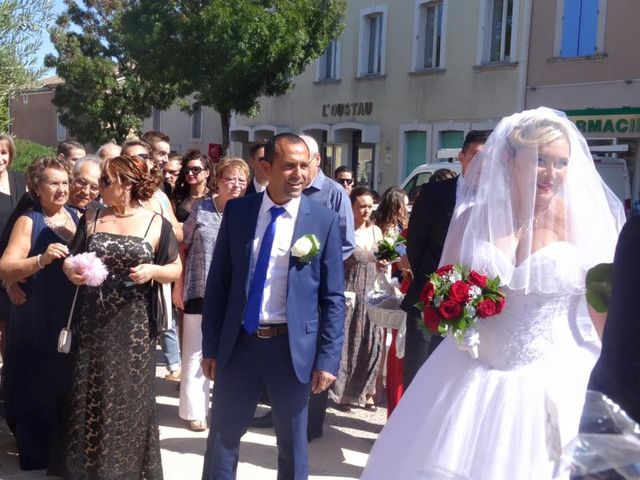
[256,324,288,339]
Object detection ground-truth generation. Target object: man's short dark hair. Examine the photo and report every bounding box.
[263,133,309,165]
[334,166,353,178]
[461,130,490,153]
[249,139,268,160]
[141,130,170,147]
[57,139,84,157]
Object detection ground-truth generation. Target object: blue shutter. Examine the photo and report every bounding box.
[561,0,580,57]
[578,0,598,56]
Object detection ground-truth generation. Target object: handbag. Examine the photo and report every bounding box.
[58,286,80,354]
[151,280,173,334]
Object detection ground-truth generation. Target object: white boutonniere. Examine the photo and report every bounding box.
[290,234,320,263]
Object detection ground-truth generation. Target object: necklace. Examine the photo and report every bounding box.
[112,202,142,218]
[514,208,550,238]
[43,209,75,243]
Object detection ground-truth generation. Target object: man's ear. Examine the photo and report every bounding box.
[260,159,272,179]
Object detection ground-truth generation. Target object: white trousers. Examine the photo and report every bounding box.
[178,313,211,421]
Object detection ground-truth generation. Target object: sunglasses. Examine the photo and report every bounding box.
[183,166,207,175]
[99,176,115,188]
[337,178,354,185]
[135,153,150,160]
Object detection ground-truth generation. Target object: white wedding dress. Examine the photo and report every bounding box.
[361,242,600,480]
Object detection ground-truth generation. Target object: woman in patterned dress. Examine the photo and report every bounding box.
[60,155,181,479]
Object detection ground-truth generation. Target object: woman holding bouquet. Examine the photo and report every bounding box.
[59,155,181,480]
[362,108,625,479]
[330,187,384,411]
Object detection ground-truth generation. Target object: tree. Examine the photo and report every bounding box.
[120,0,346,151]
[0,0,54,132]
[45,0,178,146]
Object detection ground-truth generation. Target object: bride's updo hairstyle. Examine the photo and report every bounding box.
[441,107,625,296]
[506,116,570,155]
[103,155,161,202]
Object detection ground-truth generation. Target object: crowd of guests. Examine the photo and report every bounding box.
[1,108,637,480]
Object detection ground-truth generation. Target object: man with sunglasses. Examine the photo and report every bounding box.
[334,166,354,195]
[245,139,269,195]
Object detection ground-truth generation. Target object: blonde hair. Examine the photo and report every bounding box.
[215,157,250,183]
[507,116,570,152]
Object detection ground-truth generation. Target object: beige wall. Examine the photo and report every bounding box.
[526,0,640,110]
[232,0,531,189]
[9,90,59,148]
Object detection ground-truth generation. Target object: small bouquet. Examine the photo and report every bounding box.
[68,252,108,286]
[374,233,406,262]
[416,264,505,359]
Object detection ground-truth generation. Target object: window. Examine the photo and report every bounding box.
[359,6,388,76]
[317,39,340,80]
[191,104,202,140]
[152,108,161,131]
[56,114,66,141]
[559,0,602,57]
[440,130,464,149]
[415,1,445,70]
[480,0,517,63]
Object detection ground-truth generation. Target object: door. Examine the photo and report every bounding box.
[405,131,427,176]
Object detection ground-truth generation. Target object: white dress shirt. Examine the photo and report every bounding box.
[250,193,301,325]
[253,177,267,193]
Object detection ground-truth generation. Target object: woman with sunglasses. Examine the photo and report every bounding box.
[172,150,214,222]
[59,155,181,479]
[172,157,249,431]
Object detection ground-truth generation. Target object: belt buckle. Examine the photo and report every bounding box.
[256,327,270,339]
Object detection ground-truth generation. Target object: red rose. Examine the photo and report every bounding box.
[439,300,462,321]
[476,299,497,318]
[468,271,488,288]
[494,295,506,314]
[422,307,440,332]
[420,282,435,303]
[449,281,470,303]
[436,264,454,276]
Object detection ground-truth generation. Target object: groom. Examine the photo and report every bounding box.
[200,133,345,480]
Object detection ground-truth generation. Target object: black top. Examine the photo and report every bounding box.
[0,171,28,255]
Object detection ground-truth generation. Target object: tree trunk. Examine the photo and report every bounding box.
[220,109,230,156]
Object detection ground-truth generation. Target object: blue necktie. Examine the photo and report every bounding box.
[243,206,286,334]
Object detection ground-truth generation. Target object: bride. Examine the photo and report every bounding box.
[361,108,625,480]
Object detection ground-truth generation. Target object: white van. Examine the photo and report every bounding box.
[400,160,462,198]
[592,156,631,213]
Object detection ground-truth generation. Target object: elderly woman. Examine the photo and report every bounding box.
[0,156,78,471]
[172,157,249,431]
[0,135,27,357]
[59,155,180,479]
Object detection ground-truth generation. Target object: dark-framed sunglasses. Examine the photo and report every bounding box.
[337,178,354,185]
[135,153,150,160]
[99,176,115,188]
[183,166,207,175]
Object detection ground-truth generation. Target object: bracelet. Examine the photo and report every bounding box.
[36,254,44,270]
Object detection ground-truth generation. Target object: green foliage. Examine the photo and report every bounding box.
[120,0,347,150]
[11,138,56,173]
[0,0,54,131]
[586,263,613,313]
[45,0,178,146]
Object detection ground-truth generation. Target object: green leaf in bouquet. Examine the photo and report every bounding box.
[585,263,613,313]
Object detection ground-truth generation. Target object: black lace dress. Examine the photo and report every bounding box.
[61,232,162,479]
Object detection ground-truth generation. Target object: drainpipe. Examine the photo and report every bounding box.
[517,0,534,111]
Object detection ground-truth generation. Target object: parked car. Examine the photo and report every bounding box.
[592,156,631,214]
[401,160,462,201]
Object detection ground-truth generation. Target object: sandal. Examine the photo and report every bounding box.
[364,398,377,411]
[189,419,208,432]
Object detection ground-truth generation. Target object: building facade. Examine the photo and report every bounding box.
[227,0,533,191]
[525,0,640,204]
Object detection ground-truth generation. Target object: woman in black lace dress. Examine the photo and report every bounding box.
[60,155,181,479]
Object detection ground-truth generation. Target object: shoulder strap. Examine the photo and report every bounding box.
[143,213,159,239]
[92,208,100,233]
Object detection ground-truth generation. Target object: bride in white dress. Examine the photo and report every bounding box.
[361,108,626,480]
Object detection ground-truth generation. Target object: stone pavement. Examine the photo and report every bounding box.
[0,362,386,479]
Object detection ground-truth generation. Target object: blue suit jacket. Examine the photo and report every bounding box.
[202,193,345,384]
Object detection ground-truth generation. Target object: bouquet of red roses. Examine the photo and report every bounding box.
[416,264,505,359]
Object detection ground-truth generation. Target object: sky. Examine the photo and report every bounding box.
[37,0,67,76]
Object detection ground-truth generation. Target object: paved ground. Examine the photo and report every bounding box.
[0,356,386,479]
